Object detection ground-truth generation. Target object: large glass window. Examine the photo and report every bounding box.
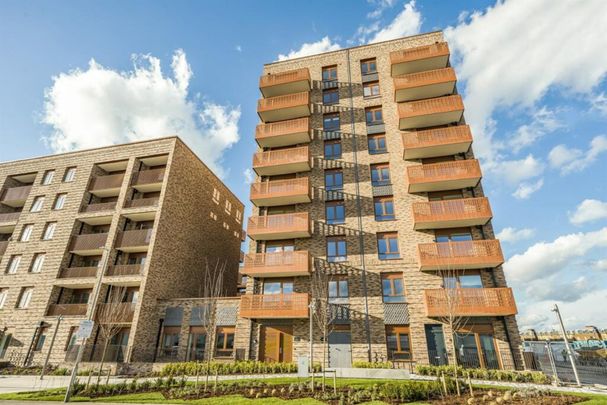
[160,327,180,358]
[325,170,343,191]
[435,229,473,243]
[263,280,293,295]
[443,273,483,289]
[377,232,400,259]
[322,65,338,82]
[328,277,349,298]
[215,327,235,358]
[324,140,342,160]
[365,107,383,125]
[326,202,345,225]
[374,197,395,221]
[323,113,340,131]
[368,134,387,154]
[323,89,339,105]
[382,273,405,303]
[371,164,391,186]
[327,237,347,262]
[386,326,411,360]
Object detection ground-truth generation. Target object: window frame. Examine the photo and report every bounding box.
[326,236,347,263]
[363,81,381,98]
[53,193,67,210]
[322,65,338,82]
[7,255,21,274]
[215,326,235,358]
[30,253,45,273]
[365,106,383,126]
[42,222,57,240]
[20,224,34,242]
[386,326,412,361]
[0,289,7,309]
[360,58,377,76]
[324,140,342,160]
[328,276,349,299]
[371,163,391,186]
[63,167,76,183]
[326,201,346,225]
[323,113,340,132]
[30,196,45,212]
[41,170,55,185]
[374,197,395,221]
[322,88,339,105]
[324,169,344,191]
[377,232,400,260]
[381,272,406,303]
[368,134,387,154]
[17,287,33,309]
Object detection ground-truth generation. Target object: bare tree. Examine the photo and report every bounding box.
[309,266,337,391]
[191,258,227,390]
[94,286,131,384]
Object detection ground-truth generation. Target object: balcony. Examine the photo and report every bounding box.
[0,212,20,232]
[69,233,108,255]
[253,146,311,176]
[412,197,492,230]
[96,302,136,323]
[394,67,456,102]
[59,267,98,279]
[255,117,311,148]
[0,185,32,207]
[259,68,311,98]
[242,251,311,277]
[106,264,143,277]
[250,178,311,207]
[390,42,450,76]
[81,201,117,213]
[116,229,152,252]
[125,197,159,209]
[424,288,517,317]
[240,293,309,319]
[46,303,88,317]
[257,92,310,123]
[402,125,473,159]
[132,168,165,192]
[247,213,311,241]
[89,174,124,197]
[417,240,504,271]
[0,241,8,257]
[398,95,464,130]
[407,160,482,193]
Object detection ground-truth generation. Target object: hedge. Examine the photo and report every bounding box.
[160,360,321,376]
[414,364,550,384]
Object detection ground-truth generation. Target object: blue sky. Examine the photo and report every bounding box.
[1,0,607,331]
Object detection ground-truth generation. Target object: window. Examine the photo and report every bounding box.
[324,140,342,160]
[20,224,33,242]
[263,280,293,295]
[382,273,405,303]
[63,167,76,182]
[326,202,345,225]
[377,232,400,260]
[323,89,339,105]
[435,229,473,243]
[0,289,7,309]
[322,65,337,82]
[30,253,45,273]
[323,113,340,132]
[69,289,90,304]
[41,170,55,185]
[363,81,380,98]
[371,164,391,186]
[327,237,347,262]
[235,209,242,223]
[53,193,67,210]
[365,107,383,125]
[374,197,395,221]
[443,273,483,289]
[6,255,21,274]
[329,277,349,298]
[368,134,387,154]
[17,287,33,309]
[42,222,57,240]
[212,188,220,204]
[360,58,377,75]
[30,196,45,212]
[325,170,343,191]
[225,200,232,214]
[215,327,235,357]
[34,327,48,351]
[386,326,411,360]
[160,327,180,357]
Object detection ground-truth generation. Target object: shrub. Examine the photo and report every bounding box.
[414,364,550,384]
[160,360,299,376]
[352,360,393,369]
[379,380,445,402]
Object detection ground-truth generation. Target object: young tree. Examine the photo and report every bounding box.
[94,286,131,384]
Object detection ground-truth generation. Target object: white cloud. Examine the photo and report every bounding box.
[569,199,607,225]
[590,92,607,115]
[496,227,535,243]
[548,135,607,174]
[367,0,396,19]
[594,259,607,271]
[487,154,544,185]
[508,107,562,152]
[444,0,607,162]
[277,36,341,61]
[243,168,255,184]
[512,178,544,200]
[42,50,240,178]
[368,0,422,44]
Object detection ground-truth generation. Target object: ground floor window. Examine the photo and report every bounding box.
[455,324,500,369]
[386,326,411,360]
[188,326,207,361]
[215,327,235,358]
[160,326,181,360]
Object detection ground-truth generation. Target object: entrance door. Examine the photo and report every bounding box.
[425,324,448,365]
[479,334,499,369]
[261,326,293,363]
[328,331,352,368]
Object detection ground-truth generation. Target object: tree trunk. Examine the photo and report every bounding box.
[96,340,110,386]
[322,330,327,392]
[450,334,461,396]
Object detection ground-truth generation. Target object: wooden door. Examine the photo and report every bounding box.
[261,326,293,363]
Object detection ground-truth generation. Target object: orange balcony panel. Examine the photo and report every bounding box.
[106,264,143,277]
[247,213,311,241]
[398,95,464,130]
[125,197,159,209]
[59,267,98,279]
[403,125,472,159]
[240,293,309,319]
[255,117,311,148]
[417,240,504,271]
[424,288,517,317]
[394,67,456,102]
[242,251,311,277]
[96,302,136,323]
[46,303,88,317]
[1,185,32,208]
[257,92,310,123]
[132,168,165,192]
[116,229,152,253]
[407,160,482,193]
[253,146,311,176]
[0,241,8,256]
[81,201,117,213]
[70,233,108,255]
[250,178,311,207]
[412,197,492,230]
[89,174,124,197]
[259,68,311,98]
[390,42,450,76]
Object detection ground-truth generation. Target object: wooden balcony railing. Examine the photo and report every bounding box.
[0,241,8,256]
[398,95,464,119]
[412,197,492,228]
[242,251,310,277]
[1,185,32,203]
[424,288,517,317]
[252,146,309,169]
[259,68,310,89]
[125,197,159,208]
[394,67,456,90]
[407,160,481,187]
[417,240,504,270]
[81,201,117,213]
[240,293,309,319]
[106,264,143,277]
[257,92,309,113]
[70,233,108,252]
[0,212,20,223]
[247,213,311,239]
[255,117,310,146]
[89,173,124,191]
[116,229,152,249]
[59,267,98,279]
[96,302,136,323]
[46,303,88,317]
[390,42,450,66]
[250,178,309,202]
[402,125,473,159]
[133,168,165,185]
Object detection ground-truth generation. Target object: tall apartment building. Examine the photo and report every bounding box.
[240,31,522,369]
[0,137,244,366]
